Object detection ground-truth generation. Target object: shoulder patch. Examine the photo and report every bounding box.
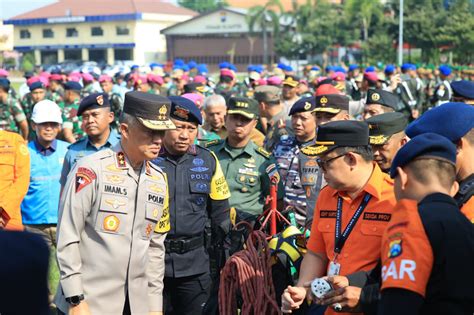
[256,146,271,159]
[205,139,223,148]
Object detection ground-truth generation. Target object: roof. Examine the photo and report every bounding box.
[226,0,342,11]
[9,0,197,20]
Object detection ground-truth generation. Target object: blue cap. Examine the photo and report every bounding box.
[289,97,316,115]
[439,65,452,76]
[174,59,185,66]
[219,61,230,69]
[451,80,474,100]
[385,64,396,75]
[130,64,139,70]
[229,64,237,72]
[181,64,190,72]
[77,93,110,116]
[254,65,264,73]
[311,66,320,71]
[277,63,286,70]
[197,64,208,75]
[405,102,474,141]
[64,81,83,91]
[325,66,334,72]
[365,66,375,73]
[0,78,10,89]
[401,63,416,72]
[349,64,359,72]
[168,96,202,125]
[50,67,61,74]
[29,81,45,91]
[284,65,293,72]
[247,65,256,72]
[150,62,163,69]
[390,133,456,178]
[334,66,347,73]
[188,60,197,69]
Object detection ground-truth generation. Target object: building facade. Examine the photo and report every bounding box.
[162,8,275,71]
[5,0,196,66]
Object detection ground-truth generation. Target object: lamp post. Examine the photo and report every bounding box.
[398,0,404,65]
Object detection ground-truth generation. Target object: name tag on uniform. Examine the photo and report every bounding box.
[238,168,258,176]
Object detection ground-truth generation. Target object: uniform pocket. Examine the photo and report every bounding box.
[189,180,211,194]
[360,223,385,236]
[140,202,162,240]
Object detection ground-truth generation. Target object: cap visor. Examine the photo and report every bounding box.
[283,82,298,88]
[227,109,255,119]
[314,107,341,114]
[137,117,176,130]
[369,134,390,145]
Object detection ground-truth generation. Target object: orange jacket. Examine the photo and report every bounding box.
[0,130,30,230]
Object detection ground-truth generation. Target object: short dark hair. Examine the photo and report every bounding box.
[266,99,281,106]
[406,158,456,187]
[333,145,374,162]
[464,128,474,145]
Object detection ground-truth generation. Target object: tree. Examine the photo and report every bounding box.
[247,0,284,64]
[178,0,227,13]
[344,0,383,42]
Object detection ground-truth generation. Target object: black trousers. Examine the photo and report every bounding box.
[164,272,211,315]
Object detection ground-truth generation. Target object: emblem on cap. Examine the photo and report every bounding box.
[236,101,249,108]
[96,95,104,106]
[320,96,328,106]
[304,102,312,110]
[174,106,189,120]
[371,93,380,101]
[158,105,168,120]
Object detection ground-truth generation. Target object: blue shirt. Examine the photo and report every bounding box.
[60,128,120,186]
[21,139,69,225]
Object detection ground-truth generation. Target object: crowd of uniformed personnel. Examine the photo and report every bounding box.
[0,59,473,315]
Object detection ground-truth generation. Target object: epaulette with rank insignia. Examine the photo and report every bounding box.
[204,139,223,148]
[301,145,327,156]
[256,146,271,159]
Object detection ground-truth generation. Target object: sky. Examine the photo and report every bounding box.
[1,0,56,20]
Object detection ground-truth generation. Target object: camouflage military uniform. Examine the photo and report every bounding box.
[82,83,100,98]
[21,93,35,122]
[61,99,86,140]
[264,110,293,152]
[0,95,27,133]
[48,90,63,104]
[273,136,316,227]
[108,92,123,129]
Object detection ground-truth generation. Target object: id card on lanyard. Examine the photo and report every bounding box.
[328,193,372,276]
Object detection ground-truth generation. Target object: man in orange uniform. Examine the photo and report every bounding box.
[379,132,474,314]
[405,102,474,222]
[0,130,30,230]
[281,120,396,315]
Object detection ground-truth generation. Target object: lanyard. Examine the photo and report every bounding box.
[334,193,372,254]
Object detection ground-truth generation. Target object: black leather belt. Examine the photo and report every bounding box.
[165,235,204,254]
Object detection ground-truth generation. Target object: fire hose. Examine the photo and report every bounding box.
[218,229,281,315]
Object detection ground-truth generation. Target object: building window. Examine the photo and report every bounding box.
[43,29,54,38]
[116,26,130,36]
[91,26,103,36]
[66,28,78,37]
[20,29,31,39]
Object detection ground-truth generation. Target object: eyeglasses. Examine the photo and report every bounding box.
[316,153,347,170]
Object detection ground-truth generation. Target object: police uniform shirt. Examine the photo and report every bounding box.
[380,194,474,314]
[151,144,231,278]
[55,143,169,314]
[60,129,121,186]
[208,139,283,217]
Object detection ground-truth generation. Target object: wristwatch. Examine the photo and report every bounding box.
[66,294,84,306]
